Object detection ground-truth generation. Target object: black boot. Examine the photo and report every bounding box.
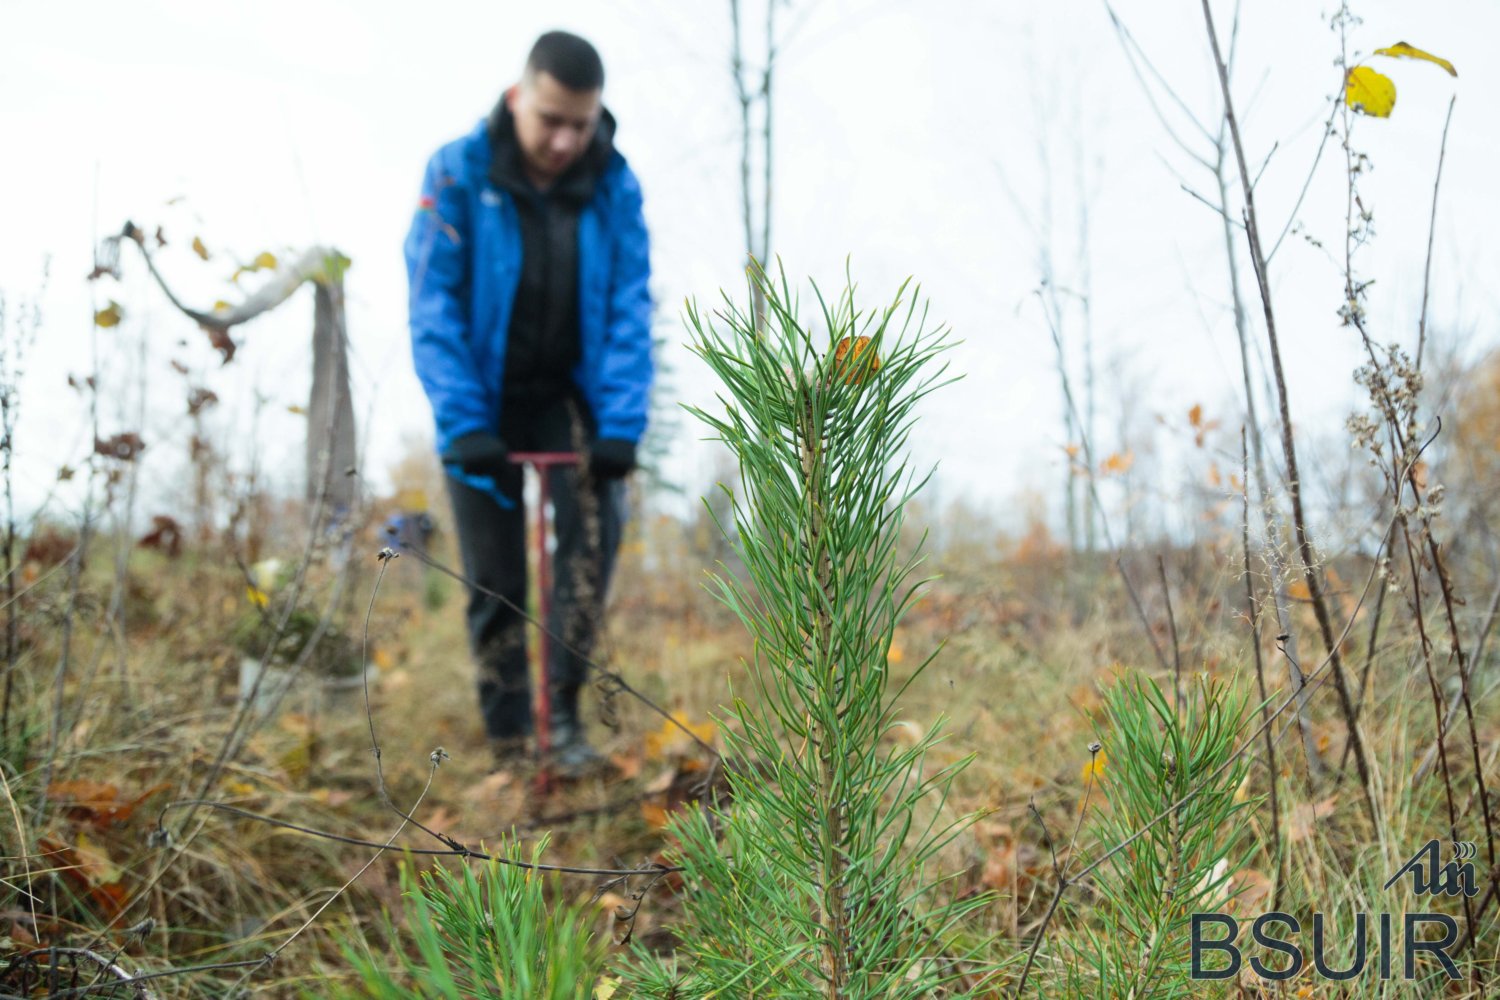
[547,688,606,778]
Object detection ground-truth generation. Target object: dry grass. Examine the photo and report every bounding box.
[1,489,1496,997]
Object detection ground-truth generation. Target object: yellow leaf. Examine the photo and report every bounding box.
[246,585,269,608]
[253,251,278,270]
[73,830,123,886]
[1346,66,1396,118]
[1373,41,1457,77]
[594,976,621,999]
[1188,403,1204,428]
[191,236,210,260]
[644,712,716,762]
[1100,451,1135,475]
[94,301,123,328]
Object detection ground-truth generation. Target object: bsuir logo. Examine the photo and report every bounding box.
[1190,841,1479,982]
[1383,840,1480,898]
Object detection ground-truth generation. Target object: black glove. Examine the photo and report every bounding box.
[443,432,510,476]
[589,438,636,479]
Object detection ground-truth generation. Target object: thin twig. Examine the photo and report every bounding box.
[1415,96,1456,370]
[224,759,443,995]
[1240,427,1282,908]
[1415,581,1500,783]
[1013,799,1068,997]
[1157,555,1182,713]
[13,958,266,999]
[1118,557,1171,675]
[151,800,680,878]
[1201,0,1380,829]
[8,947,159,1000]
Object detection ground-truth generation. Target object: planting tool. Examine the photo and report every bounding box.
[509,450,579,795]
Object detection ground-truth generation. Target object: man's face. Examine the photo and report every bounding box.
[506,71,602,185]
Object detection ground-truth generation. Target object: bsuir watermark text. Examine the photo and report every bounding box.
[1190,840,1479,982]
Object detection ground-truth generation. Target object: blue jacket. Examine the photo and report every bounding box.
[404,117,654,483]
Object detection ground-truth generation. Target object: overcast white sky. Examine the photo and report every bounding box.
[3,0,1496,538]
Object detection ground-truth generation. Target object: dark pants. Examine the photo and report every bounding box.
[445,391,623,740]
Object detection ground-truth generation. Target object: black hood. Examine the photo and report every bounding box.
[487,95,616,206]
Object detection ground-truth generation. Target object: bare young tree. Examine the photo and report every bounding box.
[1102,0,1326,779]
[995,69,1103,560]
[729,0,779,328]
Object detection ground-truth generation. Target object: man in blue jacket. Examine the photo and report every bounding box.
[405,30,653,775]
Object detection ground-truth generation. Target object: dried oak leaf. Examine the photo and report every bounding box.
[200,321,236,363]
[187,387,219,415]
[94,432,146,462]
[138,515,183,558]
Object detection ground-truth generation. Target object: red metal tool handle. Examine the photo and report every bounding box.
[509,451,580,795]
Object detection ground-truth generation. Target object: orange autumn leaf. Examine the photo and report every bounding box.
[1286,795,1338,843]
[422,806,457,834]
[609,749,644,781]
[47,779,120,806]
[46,779,170,828]
[980,840,1018,892]
[832,336,880,385]
[1224,868,1274,919]
[644,713,716,762]
[640,801,670,831]
[1187,403,1221,446]
[37,835,129,918]
[1100,451,1134,475]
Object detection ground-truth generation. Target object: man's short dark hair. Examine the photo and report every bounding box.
[525,31,604,92]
